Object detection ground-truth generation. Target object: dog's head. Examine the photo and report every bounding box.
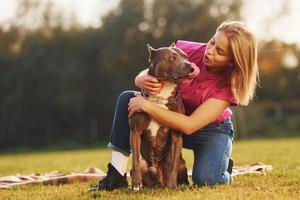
[147,43,194,82]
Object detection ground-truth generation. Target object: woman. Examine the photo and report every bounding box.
[91,21,259,191]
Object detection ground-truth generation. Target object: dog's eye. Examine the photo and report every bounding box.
[170,57,176,61]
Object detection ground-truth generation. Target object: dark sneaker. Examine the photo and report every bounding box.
[88,163,128,192]
[227,158,234,174]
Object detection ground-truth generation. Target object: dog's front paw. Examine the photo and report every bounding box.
[132,181,143,191]
[131,166,143,191]
[166,177,177,188]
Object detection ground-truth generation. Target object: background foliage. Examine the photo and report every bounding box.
[0,0,299,149]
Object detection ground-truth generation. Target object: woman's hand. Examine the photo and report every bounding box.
[135,74,163,95]
[128,93,148,118]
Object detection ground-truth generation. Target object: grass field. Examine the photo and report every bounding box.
[0,137,299,199]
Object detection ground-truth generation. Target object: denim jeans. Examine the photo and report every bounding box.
[107,90,234,186]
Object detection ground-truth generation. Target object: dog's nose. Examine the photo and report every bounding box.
[189,65,194,73]
[188,62,195,73]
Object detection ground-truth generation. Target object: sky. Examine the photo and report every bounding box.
[0,0,300,44]
[0,0,120,28]
[241,0,300,44]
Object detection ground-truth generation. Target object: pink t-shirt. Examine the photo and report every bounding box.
[176,40,237,123]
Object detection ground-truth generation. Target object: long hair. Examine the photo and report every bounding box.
[217,21,259,106]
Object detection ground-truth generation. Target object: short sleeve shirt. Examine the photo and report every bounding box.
[176,40,237,123]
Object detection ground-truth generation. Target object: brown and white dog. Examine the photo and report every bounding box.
[129,44,193,190]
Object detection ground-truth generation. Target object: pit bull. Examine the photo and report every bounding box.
[129,43,192,190]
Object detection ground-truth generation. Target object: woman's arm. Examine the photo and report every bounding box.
[128,95,230,135]
[134,69,148,88]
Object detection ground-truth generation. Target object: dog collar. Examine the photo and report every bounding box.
[141,90,182,106]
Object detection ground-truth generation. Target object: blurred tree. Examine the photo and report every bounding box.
[0,0,299,149]
[149,0,242,43]
[257,41,300,101]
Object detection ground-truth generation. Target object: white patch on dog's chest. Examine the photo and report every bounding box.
[148,82,176,109]
[147,120,160,137]
[146,82,176,137]
[158,82,176,101]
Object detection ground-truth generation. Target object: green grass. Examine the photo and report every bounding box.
[0,137,300,199]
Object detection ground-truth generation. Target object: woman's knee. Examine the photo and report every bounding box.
[118,91,136,103]
[192,172,219,186]
[192,171,230,186]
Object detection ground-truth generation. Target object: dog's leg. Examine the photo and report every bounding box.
[130,128,143,191]
[129,113,151,191]
[177,155,189,185]
[165,131,183,187]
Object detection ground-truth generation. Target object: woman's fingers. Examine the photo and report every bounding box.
[128,109,134,118]
[145,82,162,88]
[141,75,163,95]
[144,86,161,94]
[128,94,144,118]
[144,75,159,83]
[143,79,162,94]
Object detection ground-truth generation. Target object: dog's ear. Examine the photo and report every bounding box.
[170,42,176,48]
[147,43,156,63]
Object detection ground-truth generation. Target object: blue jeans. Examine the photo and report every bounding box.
[107,90,234,186]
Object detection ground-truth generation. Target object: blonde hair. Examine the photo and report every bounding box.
[217,21,259,106]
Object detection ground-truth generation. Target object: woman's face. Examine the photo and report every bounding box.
[204,31,232,72]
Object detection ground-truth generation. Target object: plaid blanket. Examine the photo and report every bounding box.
[0,163,272,189]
